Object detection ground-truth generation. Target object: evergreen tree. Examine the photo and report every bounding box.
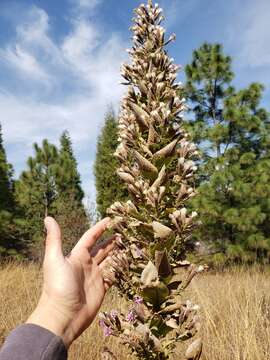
[185,43,234,159]
[15,140,59,255]
[56,130,84,202]
[0,123,20,257]
[0,123,14,211]
[16,134,89,257]
[54,131,88,254]
[185,43,270,262]
[94,109,128,217]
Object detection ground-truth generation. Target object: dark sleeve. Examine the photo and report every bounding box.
[0,324,67,360]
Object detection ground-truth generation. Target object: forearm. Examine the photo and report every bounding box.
[0,324,67,360]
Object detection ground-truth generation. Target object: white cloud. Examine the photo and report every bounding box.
[70,0,102,11]
[228,0,270,67]
[0,44,49,81]
[78,0,101,10]
[62,20,99,67]
[0,7,61,84]
[61,19,127,98]
[16,7,50,44]
[0,3,128,202]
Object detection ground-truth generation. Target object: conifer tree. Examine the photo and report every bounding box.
[185,43,270,262]
[15,140,59,253]
[99,2,204,359]
[0,123,14,211]
[94,109,128,217]
[0,123,20,257]
[16,134,89,256]
[56,130,84,202]
[54,131,88,253]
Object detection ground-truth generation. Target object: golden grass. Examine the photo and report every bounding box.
[0,263,269,359]
[189,267,270,360]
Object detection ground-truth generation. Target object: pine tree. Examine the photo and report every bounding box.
[16,134,89,257]
[54,131,88,254]
[185,43,270,263]
[0,123,20,257]
[0,123,14,211]
[99,2,204,359]
[94,109,128,218]
[15,140,59,255]
[185,43,234,159]
[56,130,84,202]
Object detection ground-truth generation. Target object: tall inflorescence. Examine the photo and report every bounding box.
[100,1,205,359]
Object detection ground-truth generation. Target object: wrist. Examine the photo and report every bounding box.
[26,294,75,348]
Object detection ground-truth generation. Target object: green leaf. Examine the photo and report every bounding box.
[141,281,169,309]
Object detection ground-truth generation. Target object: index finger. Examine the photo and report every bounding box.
[74,217,111,250]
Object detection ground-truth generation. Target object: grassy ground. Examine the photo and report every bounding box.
[0,263,269,359]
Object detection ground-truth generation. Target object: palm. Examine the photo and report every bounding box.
[67,249,106,332]
[41,217,114,344]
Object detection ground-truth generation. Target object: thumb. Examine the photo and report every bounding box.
[44,217,63,259]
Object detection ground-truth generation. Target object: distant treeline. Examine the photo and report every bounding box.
[1,43,270,263]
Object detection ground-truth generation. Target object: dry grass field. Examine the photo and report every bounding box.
[0,262,269,360]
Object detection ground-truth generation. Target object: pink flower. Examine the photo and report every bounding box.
[110,310,118,320]
[126,309,137,323]
[99,319,113,337]
[134,295,143,304]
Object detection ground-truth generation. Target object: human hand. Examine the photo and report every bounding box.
[26,216,116,348]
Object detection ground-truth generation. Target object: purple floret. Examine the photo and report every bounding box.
[126,309,137,323]
[99,319,113,337]
[134,295,143,304]
[110,310,118,320]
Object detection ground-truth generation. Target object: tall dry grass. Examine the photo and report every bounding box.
[0,262,269,359]
[189,267,270,360]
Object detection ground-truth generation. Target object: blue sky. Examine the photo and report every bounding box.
[0,0,269,204]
